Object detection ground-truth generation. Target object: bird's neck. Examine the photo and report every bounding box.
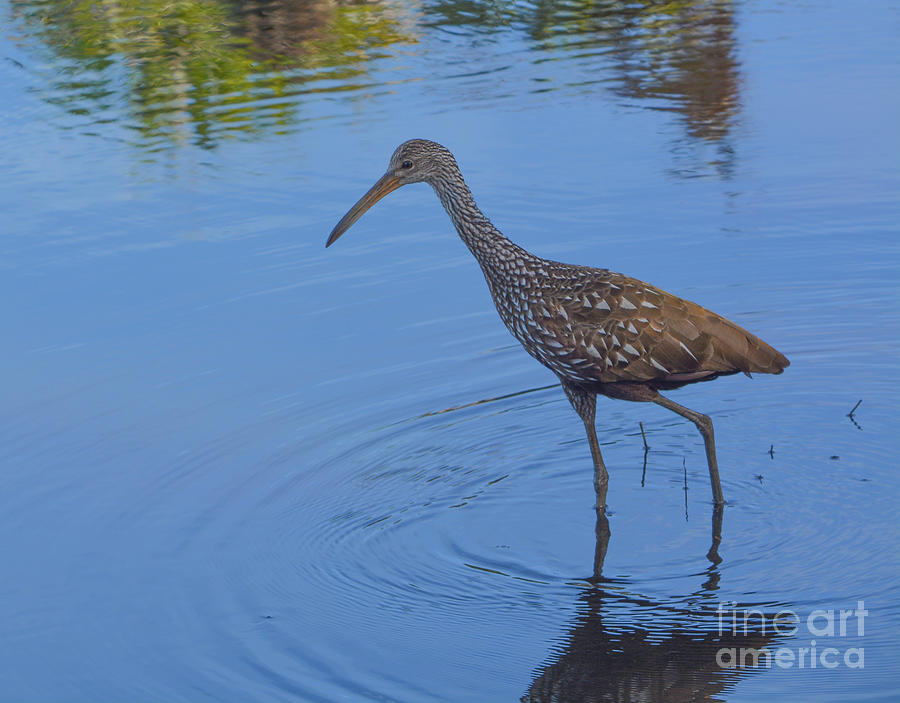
[430,175,529,273]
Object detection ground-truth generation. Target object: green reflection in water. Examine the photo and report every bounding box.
[10,0,738,157]
[10,0,414,149]
[423,0,740,144]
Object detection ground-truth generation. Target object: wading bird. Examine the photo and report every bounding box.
[326,140,788,506]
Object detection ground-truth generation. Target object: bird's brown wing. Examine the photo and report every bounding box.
[548,270,789,385]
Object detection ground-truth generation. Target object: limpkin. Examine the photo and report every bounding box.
[326,140,789,506]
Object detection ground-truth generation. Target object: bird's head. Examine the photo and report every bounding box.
[326,139,457,247]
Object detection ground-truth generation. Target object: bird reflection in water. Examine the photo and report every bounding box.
[524,506,788,702]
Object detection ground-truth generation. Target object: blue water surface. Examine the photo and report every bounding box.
[1,0,898,700]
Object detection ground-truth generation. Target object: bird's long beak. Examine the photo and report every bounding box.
[326,173,402,248]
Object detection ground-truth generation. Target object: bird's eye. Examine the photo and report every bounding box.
[401,160,413,169]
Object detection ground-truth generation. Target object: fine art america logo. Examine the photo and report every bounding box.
[715,601,867,670]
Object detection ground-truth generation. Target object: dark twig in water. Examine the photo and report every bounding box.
[683,458,689,522]
[639,422,650,487]
[418,383,558,419]
[847,399,863,430]
[768,444,775,459]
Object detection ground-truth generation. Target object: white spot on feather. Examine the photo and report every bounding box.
[642,301,659,309]
[586,344,602,359]
[680,341,698,361]
[624,343,640,356]
[650,358,669,373]
[620,298,637,310]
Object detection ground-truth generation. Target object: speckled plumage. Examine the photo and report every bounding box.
[327,139,789,506]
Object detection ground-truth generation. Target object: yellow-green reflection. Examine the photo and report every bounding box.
[11,0,739,154]
[10,0,413,149]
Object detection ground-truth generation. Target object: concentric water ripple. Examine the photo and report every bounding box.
[3,0,899,699]
[150,357,896,700]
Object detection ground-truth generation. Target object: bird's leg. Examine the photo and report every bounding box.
[585,421,609,500]
[707,503,725,566]
[654,394,724,505]
[592,503,611,582]
[562,382,608,507]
